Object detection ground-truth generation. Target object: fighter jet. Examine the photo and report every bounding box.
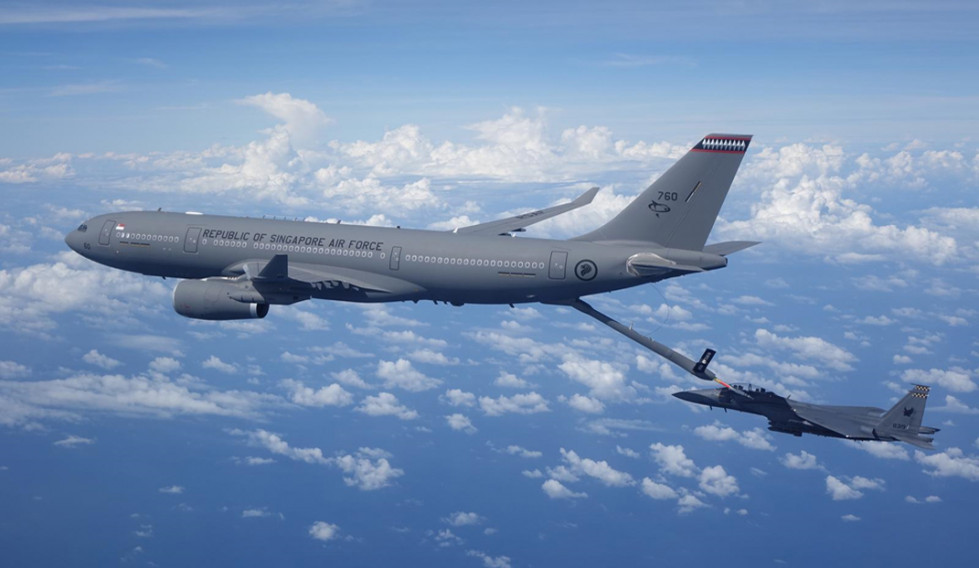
[674,383,940,449]
[64,134,756,321]
[562,299,940,450]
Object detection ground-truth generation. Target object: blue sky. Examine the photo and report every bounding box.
[1,2,978,567]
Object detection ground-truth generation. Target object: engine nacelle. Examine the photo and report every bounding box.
[172,279,269,321]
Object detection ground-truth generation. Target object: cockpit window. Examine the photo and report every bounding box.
[77,224,88,232]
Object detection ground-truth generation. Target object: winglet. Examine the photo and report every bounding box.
[452,186,600,236]
[572,186,600,206]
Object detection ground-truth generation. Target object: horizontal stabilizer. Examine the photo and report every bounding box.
[892,434,935,450]
[626,252,704,276]
[454,186,599,236]
[703,241,760,256]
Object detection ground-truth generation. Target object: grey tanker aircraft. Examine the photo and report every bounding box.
[65,134,756,320]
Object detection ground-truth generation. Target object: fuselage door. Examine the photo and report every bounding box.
[98,220,116,246]
[389,246,402,270]
[548,250,568,280]
[184,227,201,253]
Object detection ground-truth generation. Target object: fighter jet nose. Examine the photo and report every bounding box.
[673,389,720,406]
[672,391,698,402]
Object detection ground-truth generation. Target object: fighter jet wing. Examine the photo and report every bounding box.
[787,401,880,439]
[453,187,599,236]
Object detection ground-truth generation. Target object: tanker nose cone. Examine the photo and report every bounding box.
[65,230,81,253]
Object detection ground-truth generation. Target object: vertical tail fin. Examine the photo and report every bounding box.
[879,384,930,432]
[575,134,752,249]
[877,385,938,449]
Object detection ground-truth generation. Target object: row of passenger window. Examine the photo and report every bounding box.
[123,232,178,243]
[249,241,375,258]
[405,254,542,270]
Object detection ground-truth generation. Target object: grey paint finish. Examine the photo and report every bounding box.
[673,384,940,449]
[64,134,754,318]
[566,297,940,450]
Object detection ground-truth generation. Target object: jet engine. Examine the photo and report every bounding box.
[172,278,269,320]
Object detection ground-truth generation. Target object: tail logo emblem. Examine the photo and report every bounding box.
[648,200,671,217]
[903,407,915,417]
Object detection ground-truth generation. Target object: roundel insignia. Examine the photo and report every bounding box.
[574,259,598,281]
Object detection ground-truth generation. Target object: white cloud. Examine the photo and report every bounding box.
[479,392,550,416]
[676,493,707,514]
[494,371,531,389]
[376,359,441,392]
[780,451,821,470]
[616,446,640,459]
[236,430,403,490]
[558,355,635,401]
[505,445,542,459]
[467,549,512,568]
[915,448,979,481]
[355,392,419,420]
[237,429,330,465]
[698,465,739,497]
[906,495,942,504]
[693,422,775,451]
[332,448,404,490]
[281,379,353,407]
[442,389,476,407]
[841,514,861,522]
[408,349,458,365]
[731,295,773,307]
[444,511,482,527]
[308,521,340,542]
[826,476,862,500]
[640,477,678,500]
[825,475,884,500]
[158,485,184,494]
[148,357,181,374]
[566,394,605,414]
[649,443,698,478]
[235,456,275,466]
[541,479,587,499]
[238,92,331,148]
[331,369,371,389]
[901,367,975,393]
[446,413,476,434]
[0,360,30,379]
[719,142,959,265]
[559,448,634,487]
[0,256,170,336]
[0,153,74,183]
[842,441,909,460]
[753,329,857,371]
[935,395,979,414]
[241,508,271,518]
[0,369,277,427]
[82,349,121,370]
[53,435,94,447]
[202,355,238,374]
[433,528,462,548]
